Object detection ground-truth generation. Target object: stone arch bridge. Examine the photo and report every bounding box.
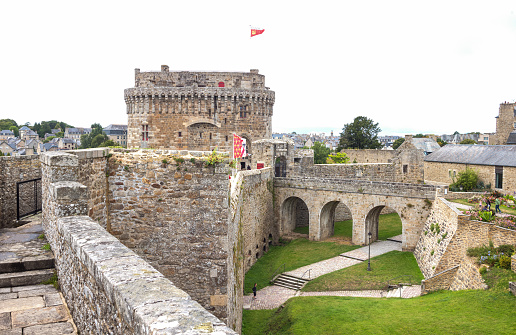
[274,177,442,251]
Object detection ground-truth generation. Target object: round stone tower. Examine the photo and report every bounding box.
[125,66,275,152]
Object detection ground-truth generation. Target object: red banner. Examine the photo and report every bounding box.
[233,134,245,158]
[251,28,265,37]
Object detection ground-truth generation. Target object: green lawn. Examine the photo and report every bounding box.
[244,239,360,294]
[242,290,516,335]
[302,251,424,292]
[293,213,402,240]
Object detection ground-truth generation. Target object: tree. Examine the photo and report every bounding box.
[9,126,19,137]
[337,116,382,151]
[452,168,479,191]
[460,139,476,145]
[311,141,330,164]
[0,119,17,131]
[437,138,447,147]
[327,152,349,164]
[414,134,427,138]
[79,123,108,149]
[392,138,405,150]
[99,139,118,147]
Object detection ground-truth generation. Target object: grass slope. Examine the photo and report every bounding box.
[244,239,359,294]
[302,250,424,291]
[243,290,516,335]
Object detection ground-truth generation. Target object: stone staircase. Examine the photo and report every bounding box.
[0,218,55,288]
[272,273,310,290]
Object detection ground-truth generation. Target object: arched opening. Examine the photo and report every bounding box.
[275,156,287,177]
[281,196,309,235]
[329,202,354,242]
[365,206,402,243]
[320,201,340,240]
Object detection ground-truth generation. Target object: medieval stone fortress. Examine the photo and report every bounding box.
[0,67,516,334]
[125,65,274,153]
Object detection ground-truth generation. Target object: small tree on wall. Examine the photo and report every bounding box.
[337,116,382,151]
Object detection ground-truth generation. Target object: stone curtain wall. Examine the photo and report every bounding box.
[0,155,41,227]
[40,152,234,333]
[227,167,275,332]
[292,163,398,182]
[340,149,397,164]
[106,149,231,323]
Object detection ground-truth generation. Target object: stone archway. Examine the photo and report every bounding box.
[319,201,341,240]
[364,205,402,243]
[280,196,309,234]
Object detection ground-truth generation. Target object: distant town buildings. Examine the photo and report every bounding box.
[0,123,127,156]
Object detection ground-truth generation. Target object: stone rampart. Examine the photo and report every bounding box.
[40,154,234,334]
[512,254,516,272]
[0,155,41,227]
[415,198,516,293]
[414,198,462,278]
[227,167,275,332]
[106,149,231,322]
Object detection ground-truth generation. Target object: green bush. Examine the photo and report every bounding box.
[451,168,479,191]
[479,211,494,222]
[498,255,512,270]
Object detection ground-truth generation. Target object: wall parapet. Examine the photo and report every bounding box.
[54,214,234,334]
[274,177,440,199]
[421,265,459,294]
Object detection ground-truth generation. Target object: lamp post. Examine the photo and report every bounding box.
[367,231,372,271]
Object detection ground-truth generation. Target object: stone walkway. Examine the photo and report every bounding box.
[243,236,422,310]
[0,215,77,334]
[0,284,76,334]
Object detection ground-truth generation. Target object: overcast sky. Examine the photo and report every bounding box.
[2,1,516,136]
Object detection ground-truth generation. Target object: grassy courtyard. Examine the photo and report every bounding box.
[302,250,423,292]
[243,238,359,294]
[242,290,516,335]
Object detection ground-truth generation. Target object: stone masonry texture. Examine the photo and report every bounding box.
[40,151,235,334]
[0,156,41,228]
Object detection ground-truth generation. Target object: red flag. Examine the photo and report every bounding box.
[233,134,244,158]
[251,28,265,37]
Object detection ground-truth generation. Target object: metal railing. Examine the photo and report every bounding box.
[270,263,286,283]
[385,275,418,298]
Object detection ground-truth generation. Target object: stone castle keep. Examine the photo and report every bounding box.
[1,68,516,334]
[125,66,275,152]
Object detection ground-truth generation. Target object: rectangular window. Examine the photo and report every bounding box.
[495,166,503,189]
[178,132,182,137]
[142,125,149,141]
[403,165,408,173]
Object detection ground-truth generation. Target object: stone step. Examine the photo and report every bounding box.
[0,269,55,288]
[0,256,54,274]
[273,274,309,290]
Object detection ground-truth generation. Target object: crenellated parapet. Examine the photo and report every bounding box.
[125,66,274,151]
